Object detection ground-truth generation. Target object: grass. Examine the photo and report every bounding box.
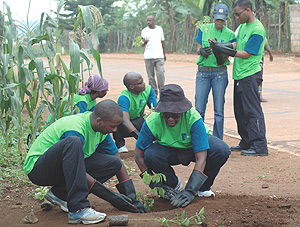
[0,120,32,196]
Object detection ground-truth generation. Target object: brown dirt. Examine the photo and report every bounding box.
[1,53,299,227]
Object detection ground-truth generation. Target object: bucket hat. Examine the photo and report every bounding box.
[155,84,192,113]
[213,3,229,21]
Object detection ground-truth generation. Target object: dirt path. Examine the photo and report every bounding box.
[1,53,299,226]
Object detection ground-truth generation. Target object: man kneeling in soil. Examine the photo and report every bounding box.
[113,72,157,153]
[135,84,231,208]
[24,100,147,225]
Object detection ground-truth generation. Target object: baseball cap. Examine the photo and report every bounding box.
[213,3,229,21]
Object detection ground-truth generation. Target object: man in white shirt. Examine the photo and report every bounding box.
[141,15,166,97]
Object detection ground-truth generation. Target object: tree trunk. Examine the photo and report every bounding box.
[278,8,281,50]
[285,1,290,52]
[166,0,175,52]
[110,29,113,53]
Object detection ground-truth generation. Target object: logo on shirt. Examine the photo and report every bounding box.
[139,99,146,105]
[181,133,191,141]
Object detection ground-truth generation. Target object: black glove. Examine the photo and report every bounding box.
[209,40,237,57]
[139,169,178,201]
[129,129,139,140]
[116,179,148,213]
[171,170,207,208]
[90,180,137,213]
[199,46,212,59]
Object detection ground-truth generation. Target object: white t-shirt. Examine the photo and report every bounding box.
[141,25,165,59]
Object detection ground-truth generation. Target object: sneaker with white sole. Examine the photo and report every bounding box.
[174,176,183,191]
[197,189,215,197]
[68,207,106,224]
[118,145,128,153]
[45,189,68,212]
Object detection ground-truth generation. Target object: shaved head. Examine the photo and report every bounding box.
[123,72,143,89]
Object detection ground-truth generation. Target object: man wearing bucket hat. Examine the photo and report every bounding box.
[195,3,236,140]
[135,84,231,208]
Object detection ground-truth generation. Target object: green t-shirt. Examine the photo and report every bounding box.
[233,20,266,80]
[195,23,236,67]
[118,85,152,120]
[145,108,210,149]
[47,93,96,123]
[24,112,107,174]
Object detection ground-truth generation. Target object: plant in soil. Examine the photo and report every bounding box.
[136,171,167,211]
[34,186,50,201]
[131,208,206,227]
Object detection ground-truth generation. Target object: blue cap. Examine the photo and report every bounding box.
[213,3,229,21]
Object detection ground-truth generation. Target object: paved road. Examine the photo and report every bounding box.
[97,53,300,154]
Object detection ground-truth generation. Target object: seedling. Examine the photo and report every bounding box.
[195,16,211,29]
[144,104,155,120]
[133,36,145,47]
[130,208,206,226]
[34,186,49,200]
[136,171,167,211]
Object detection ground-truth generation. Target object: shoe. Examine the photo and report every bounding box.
[230,145,248,152]
[174,176,183,191]
[118,145,128,153]
[241,149,268,156]
[68,207,106,224]
[45,190,68,212]
[197,189,215,197]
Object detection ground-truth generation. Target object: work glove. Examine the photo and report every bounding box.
[199,46,212,59]
[171,169,207,208]
[139,169,178,201]
[129,129,139,140]
[90,180,138,213]
[209,40,237,65]
[116,179,148,213]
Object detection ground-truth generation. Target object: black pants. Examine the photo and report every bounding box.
[113,115,144,148]
[28,136,122,212]
[234,71,268,154]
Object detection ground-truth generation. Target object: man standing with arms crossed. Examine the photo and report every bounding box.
[209,0,268,156]
[141,15,166,97]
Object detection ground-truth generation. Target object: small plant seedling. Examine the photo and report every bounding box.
[34,186,49,201]
[143,104,155,120]
[195,16,211,29]
[136,171,167,211]
[133,36,145,47]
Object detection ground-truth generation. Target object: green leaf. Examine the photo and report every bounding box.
[34,59,45,92]
[30,34,50,45]
[69,39,80,73]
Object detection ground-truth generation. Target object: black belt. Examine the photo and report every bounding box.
[198,65,226,72]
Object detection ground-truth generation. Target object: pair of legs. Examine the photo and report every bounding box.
[113,115,145,149]
[28,136,122,213]
[234,71,268,154]
[143,134,230,192]
[195,66,228,140]
[145,58,165,96]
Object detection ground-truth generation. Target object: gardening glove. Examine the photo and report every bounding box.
[90,180,137,213]
[139,169,178,201]
[199,46,212,59]
[116,179,148,213]
[129,129,139,140]
[171,169,207,208]
[209,40,237,65]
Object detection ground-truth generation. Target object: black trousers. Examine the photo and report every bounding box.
[28,136,122,212]
[113,115,145,148]
[234,71,268,154]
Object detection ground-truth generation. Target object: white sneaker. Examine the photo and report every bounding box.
[118,145,128,153]
[174,176,183,191]
[197,189,215,197]
[68,207,106,224]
